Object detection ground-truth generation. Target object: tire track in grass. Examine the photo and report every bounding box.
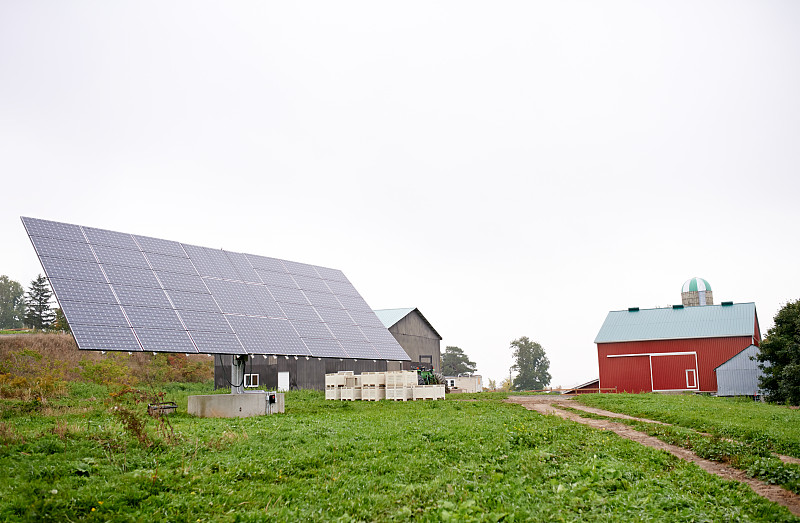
[565,401,800,466]
[507,396,800,517]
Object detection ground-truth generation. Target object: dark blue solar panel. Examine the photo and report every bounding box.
[144,252,197,275]
[293,321,334,339]
[22,217,85,242]
[282,260,319,277]
[374,344,411,361]
[189,331,243,354]
[136,328,197,353]
[279,303,320,323]
[245,254,286,272]
[336,294,372,312]
[339,340,381,359]
[315,266,349,282]
[178,311,233,333]
[301,338,347,358]
[204,279,260,314]
[134,235,186,257]
[224,251,261,283]
[70,325,142,352]
[103,265,161,289]
[112,285,172,309]
[30,237,96,262]
[122,306,185,331]
[291,274,331,293]
[156,272,209,294]
[360,326,400,346]
[316,307,355,326]
[50,279,116,305]
[183,245,239,280]
[348,310,386,328]
[93,245,150,269]
[325,279,360,297]
[268,286,309,305]
[164,289,220,312]
[24,217,410,360]
[40,257,107,283]
[328,323,368,342]
[303,290,343,310]
[60,301,129,327]
[83,227,138,250]
[254,269,297,288]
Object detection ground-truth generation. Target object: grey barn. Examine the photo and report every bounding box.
[374,308,442,373]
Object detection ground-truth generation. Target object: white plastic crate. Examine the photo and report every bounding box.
[340,387,362,401]
[362,387,386,401]
[412,385,445,401]
[325,387,341,400]
[386,386,413,401]
[386,371,418,388]
[361,372,386,387]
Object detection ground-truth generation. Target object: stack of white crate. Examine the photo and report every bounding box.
[324,370,445,401]
[385,370,418,401]
[325,371,353,400]
[340,374,362,401]
[361,372,386,401]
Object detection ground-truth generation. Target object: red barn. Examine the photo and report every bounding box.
[595,302,761,393]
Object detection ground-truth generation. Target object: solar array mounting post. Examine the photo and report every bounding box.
[231,355,248,394]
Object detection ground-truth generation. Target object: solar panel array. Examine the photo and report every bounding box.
[22,217,410,360]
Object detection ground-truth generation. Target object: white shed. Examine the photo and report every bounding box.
[715,344,764,397]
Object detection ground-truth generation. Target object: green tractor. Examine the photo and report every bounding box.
[410,362,447,390]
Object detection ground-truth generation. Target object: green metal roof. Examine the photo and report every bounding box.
[373,308,416,329]
[682,277,711,293]
[594,302,758,344]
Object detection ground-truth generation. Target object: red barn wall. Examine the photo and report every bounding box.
[597,336,753,393]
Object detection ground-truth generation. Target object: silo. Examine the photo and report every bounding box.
[681,277,713,307]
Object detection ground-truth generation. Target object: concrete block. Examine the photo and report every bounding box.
[188,392,284,418]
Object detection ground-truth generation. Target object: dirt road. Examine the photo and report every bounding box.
[507,395,800,517]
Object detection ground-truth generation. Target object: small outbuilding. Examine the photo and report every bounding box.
[374,308,442,373]
[715,344,764,397]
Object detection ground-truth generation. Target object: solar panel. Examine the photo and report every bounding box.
[22,217,410,361]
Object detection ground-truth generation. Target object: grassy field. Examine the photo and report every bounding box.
[1,386,796,522]
[576,393,800,458]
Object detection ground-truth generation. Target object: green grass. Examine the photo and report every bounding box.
[0,388,796,521]
[576,393,800,458]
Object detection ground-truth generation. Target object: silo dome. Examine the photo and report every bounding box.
[681,277,713,307]
[682,277,711,293]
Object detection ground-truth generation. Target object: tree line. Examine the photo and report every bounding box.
[0,274,68,331]
[442,337,552,392]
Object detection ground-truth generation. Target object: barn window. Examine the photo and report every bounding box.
[244,373,259,388]
[420,355,432,364]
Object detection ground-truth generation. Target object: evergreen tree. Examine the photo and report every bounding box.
[0,275,26,329]
[757,299,800,404]
[24,274,55,330]
[52,307,71,333]
[441,346,477,375]
[510,336,551,391]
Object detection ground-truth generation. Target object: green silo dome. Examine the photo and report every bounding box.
[682,277,711,293]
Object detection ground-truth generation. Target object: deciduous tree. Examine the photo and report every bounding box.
[24,274,55,330]
[441,345,477,376]
[758,299,800,404]
[510,336,551,391]
[0,275,26,329]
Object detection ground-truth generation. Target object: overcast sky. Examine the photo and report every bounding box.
[1,1,799,388]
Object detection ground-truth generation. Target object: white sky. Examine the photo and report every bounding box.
[1,1,799,388]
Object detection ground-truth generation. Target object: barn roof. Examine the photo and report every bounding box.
[595,302,758,344]
[373,307,443,340]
